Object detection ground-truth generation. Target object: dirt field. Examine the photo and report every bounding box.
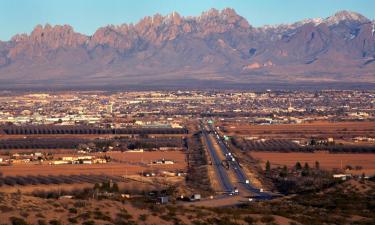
[0,151,187,177]
[250,151,375,175]
[105,151,186,164]
[220,121,375,139]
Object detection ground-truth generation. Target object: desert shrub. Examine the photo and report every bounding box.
[48,220,61,225]
[19,211,29,218]
[138,214,148,221]
[116,212,132,220]
[192,220,209,225]
[260,215,274,223]
[9,217,28,225]
[69,207,78,214]
[67,218,78,224]
[82,221,95,225]
[77,211,92,220]
[93,210,111,221]
[35,213,45,218]
[37,220,47,225]
[113,218,137,225]
[206,216,240,225]
[160,214,171,221]
[243,216,256,224]
[0,205,13,212]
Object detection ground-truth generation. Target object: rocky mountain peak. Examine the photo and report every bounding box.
[325,10,370,25]
[13,24,87,48]
[0,9,374,87]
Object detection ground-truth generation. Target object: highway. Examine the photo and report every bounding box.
[201,124,234,193]
[207,122,273,200]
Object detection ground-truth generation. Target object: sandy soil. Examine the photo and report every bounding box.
[0,162,186,177]
[0,193,300,225]
[105,151,186,164]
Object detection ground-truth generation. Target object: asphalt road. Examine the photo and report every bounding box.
[208,123,273,200]
[201,126,233,193]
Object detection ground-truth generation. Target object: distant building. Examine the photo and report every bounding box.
[51,160,69,165]
[333,174,352,181]
[107,103,113,114]
[158,196,169,204]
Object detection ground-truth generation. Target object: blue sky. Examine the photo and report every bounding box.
[0,0,374,41]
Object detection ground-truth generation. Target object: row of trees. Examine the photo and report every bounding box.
[2,126,188,135]
[232,137,375,153]
[231,137,312,152]
[264,160,337,194]
[0,174,122,187]
[266,161,320,177]
[0,137,184,150]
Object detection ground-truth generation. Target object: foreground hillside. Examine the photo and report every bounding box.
[0,179,374,225]
[0,8,374,88]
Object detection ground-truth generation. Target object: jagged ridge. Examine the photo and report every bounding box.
[0,8,374,88]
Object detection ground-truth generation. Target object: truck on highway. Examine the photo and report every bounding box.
[190,194,201,201]
[227,187,239,196]
[221,160,230,170]
[231,187,239,195]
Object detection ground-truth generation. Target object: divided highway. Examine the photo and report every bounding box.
[207,121,273,200]
[201,125,233,193]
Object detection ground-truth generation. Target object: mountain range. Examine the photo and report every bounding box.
[0,8,374,89]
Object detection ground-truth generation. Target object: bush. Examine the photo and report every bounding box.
[10,217,28,225]
[48,220,61,225]
[35,213,45,218]
[37,220,47,225]
[260,215,274,223]
[67,218,78,224]
[0,205,13,212]
[82,221,95,225]
[93,210,111,221]
[138,214,148,221]
[243,216,256,224]
[69,207,78,214]
[20,211,29,218]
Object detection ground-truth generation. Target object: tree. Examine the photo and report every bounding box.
[101,181,110,191]
[112,182,119,193]
[279,165,288,178]
[93,183,100,190]
[302,163,310,176]
[265,160,271,174]
[295,162,302,170]
[315,161,320,170]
